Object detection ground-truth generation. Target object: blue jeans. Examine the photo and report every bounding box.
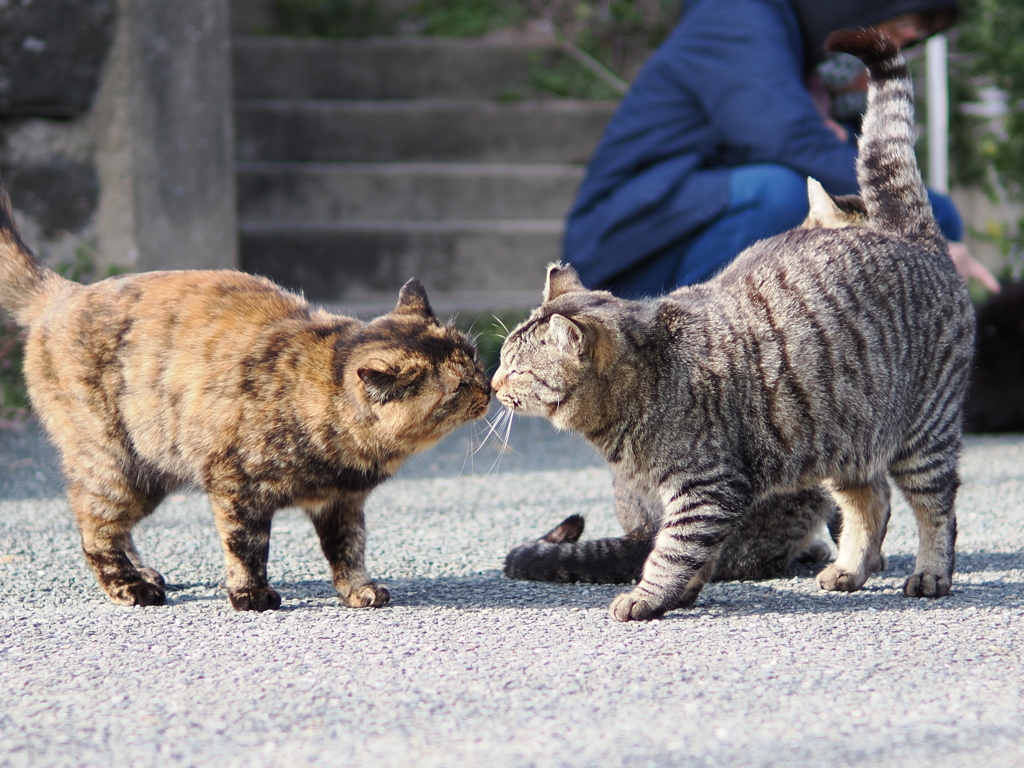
[604,163,964,299]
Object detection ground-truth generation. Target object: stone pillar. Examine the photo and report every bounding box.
[93,0,237,271]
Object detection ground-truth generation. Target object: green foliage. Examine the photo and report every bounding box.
[402,0,526,37]
[54,241,128,284]
[274,0,389,37]
[0,240,127,424]
[455,310,530,374]
[950,0,1024,193]
[275,0,525,38]
[527,50,621,100]
[273,0,682,83]
[0,316,29,422]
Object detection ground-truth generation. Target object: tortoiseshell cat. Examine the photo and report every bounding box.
[0,191,489,611]
[494,29,974,621]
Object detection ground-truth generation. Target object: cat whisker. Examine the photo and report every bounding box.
[487,407,517,475]
[474,410,508,454]
[459,419,485,477]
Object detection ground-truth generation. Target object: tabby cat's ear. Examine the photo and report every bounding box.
[805,178,843,222]
[357,366,402,403]
[394,278,436,320]
[549,314,586,354]
[543,263,585,303]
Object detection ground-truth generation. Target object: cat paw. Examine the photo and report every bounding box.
[866,550,887,574]
[108,579,166,607]
[903,571,951,598]
[138,567,166,588]
[815,564,867,592]
[228,586,282,612]
[609,590,664,622]
[343,583,390,608]
[795,538,832,563]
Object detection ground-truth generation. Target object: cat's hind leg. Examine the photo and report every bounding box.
[889,444,959,598]
[69,478,167,607]
[306,492,390,609]
[815,475,890,593]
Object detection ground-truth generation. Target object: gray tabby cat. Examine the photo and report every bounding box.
[493,28,974,621]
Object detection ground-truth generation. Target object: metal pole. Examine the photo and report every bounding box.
[926,34,949,193]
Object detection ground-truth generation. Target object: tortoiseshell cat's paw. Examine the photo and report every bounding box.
[609,590,665,622]
[815,564,868,593]
[138,567,166,589]
[228,586,282,612]
[108,579,166,607]
[342,583,390,608]
[903,572,951,598]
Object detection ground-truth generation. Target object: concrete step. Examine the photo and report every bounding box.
[236,161,583,222]
[233,36,563,100]
[317,290,544,320]
[239,220,561,302]
[234,99,616,163]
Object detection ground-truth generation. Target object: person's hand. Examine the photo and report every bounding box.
[949,241,1001,293]
[823,118,849,143]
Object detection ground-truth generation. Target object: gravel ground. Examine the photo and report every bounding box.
[1,413,1023,768]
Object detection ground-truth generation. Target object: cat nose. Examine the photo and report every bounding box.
[491,369,507,392]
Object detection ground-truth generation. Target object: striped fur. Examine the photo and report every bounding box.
[494,29,973,621]
[0,189,490,610]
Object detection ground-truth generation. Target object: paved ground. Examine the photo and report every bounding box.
[1,412,1023,768]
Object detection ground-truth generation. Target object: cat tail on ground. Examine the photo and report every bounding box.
[0,181,66,326]
[504,515,653,584]
[825,28,945,251]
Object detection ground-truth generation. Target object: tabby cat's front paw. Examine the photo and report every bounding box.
[815,564,867,592]
[228,586,282,612]
[108,579,166,607]
[609,590,664,622]
[903,571,951,598]
[343,583,390,608]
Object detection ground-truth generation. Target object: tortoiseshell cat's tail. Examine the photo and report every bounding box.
[825,28,945,250]
[0,182,65,326]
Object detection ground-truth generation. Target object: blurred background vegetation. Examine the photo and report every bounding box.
[947,0,1024,279]
[275,0,683,91]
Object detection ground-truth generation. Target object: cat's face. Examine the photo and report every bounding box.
[492,311,589,424]
[492,265,613,431]
[345,281,490,453]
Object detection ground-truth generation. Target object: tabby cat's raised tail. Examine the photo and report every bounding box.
[0,184,64,325]
[825,29,944,249]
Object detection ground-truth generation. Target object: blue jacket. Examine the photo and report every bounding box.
[563,0,869,288]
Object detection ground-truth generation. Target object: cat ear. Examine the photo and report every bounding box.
[357,366,402,403]
[543,263,585,303]
[549,314,586,354]
[394,278,436,320]
[806,177,842,220]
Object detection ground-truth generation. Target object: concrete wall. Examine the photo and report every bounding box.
[1,0,236,274]
[94,0,237,271]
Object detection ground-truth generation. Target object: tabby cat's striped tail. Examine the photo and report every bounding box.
[825,29,945,249]
[504,516,652,584]
[0,182,59,325]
